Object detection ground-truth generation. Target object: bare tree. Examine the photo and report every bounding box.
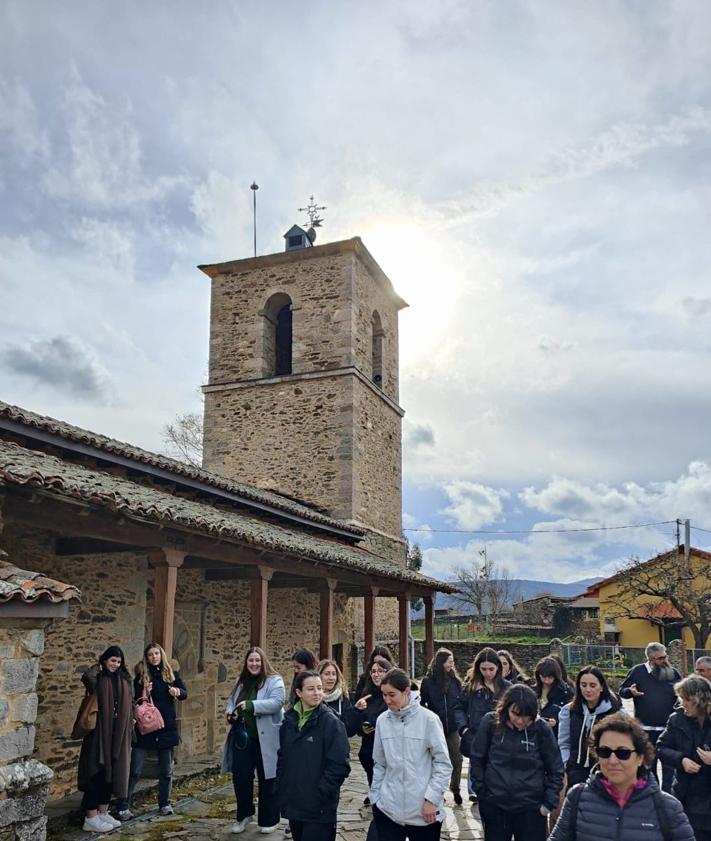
[162,412,203,468]
[451,548,516,632]
[605,547,711,649]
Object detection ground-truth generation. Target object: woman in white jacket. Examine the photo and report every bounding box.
[371,667,452,841]
[221,647,285,835]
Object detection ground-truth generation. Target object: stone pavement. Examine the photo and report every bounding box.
[48,748,483,841]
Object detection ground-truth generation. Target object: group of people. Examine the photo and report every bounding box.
[78,643,188,834]
[415,641,710,841]
[76,640,711,841]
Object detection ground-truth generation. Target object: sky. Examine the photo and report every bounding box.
[2,2,711,585]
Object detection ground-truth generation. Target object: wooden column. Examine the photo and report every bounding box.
[424,594,435,667]
[398,593,410,673]
[319,578,337,660]
[250,566,273,650]
[149,548,185,659]
[364,587,378,670]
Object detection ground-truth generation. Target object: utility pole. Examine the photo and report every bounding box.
[684,518,691,563]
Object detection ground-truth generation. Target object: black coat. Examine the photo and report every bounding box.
[276,703,350,823]
[471,711,564,813]
[549,772,695,841]
[420,675,462,735]
[323,694,357,734]
[345,687,387,766]
[619,664,681,727]
[453,679,512,757]
[539,681,573,730]
[658,710,711,826]
[133,666,188,751]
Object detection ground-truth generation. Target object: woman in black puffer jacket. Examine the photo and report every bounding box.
[420,648,464,804]
[550,713,694,841]
[117,643,187,820]
[658,675,711,841]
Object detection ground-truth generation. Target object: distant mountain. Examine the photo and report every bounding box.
[413,576,602,616]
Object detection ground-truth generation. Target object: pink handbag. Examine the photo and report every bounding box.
[135,688,165,735]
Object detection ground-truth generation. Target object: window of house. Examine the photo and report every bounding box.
[371,311,384,386]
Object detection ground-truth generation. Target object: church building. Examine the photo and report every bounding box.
[0,227,451,804]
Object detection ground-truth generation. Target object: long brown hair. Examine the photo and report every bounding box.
[136,642,175,687]
[463,647,504,693]
[237,646,276,688]
[427,647,461,689]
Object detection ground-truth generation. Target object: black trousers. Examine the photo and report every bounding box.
[81,773,113,812]
[117,746,174,810]
[359,752,375,786]
[372,804,442,841]
[646,730,674,793]
[288,820,337,841]
[232,736,279,827]
[478,800,546,841]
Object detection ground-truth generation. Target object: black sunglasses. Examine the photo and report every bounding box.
[596,746,636,760]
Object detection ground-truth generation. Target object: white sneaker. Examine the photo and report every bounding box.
[82,815,111,833]
[260,826,279,834]
[231,816,253,834]
[98,812,121,828]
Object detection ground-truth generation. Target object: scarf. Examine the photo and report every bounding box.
[322,686,343,703]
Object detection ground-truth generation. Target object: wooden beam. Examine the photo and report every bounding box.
[424,594,435,668]
[364,587,378,670]
[149,548,185,659]
[250,566,273,650]
[398,594,410,673]
[319,578,337,660]
[55,537,140,556]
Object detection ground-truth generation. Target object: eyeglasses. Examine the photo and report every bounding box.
[596,747,636,760]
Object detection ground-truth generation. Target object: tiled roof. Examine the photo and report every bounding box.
[0,552,81,604]
[0,401,363,537]
[0,440,454,593]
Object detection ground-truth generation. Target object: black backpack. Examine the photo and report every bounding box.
[567,782,672,841]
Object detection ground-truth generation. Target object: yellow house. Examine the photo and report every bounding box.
[591,546,711,650]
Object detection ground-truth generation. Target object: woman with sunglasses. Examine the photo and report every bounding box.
[349,655,392,802]
[658,675,711,841]
[558,666,623,788]
[549,713,694,841]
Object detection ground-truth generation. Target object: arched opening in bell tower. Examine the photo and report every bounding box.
[371,310,384,386]
[262,292,293,377]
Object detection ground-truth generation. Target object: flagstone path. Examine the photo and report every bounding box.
[49,748,483,841]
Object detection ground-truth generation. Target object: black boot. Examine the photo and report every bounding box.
[453,790,463,806]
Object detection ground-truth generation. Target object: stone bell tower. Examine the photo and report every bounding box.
[199,231,408,566]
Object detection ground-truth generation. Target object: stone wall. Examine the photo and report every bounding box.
[1,523,388,799]
[203,375,354,521]
[0,618,53,841]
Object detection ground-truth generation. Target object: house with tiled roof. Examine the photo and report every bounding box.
[0,232,452,798]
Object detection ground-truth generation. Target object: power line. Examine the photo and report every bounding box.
[403,519,676,536]
[690,524,711,535]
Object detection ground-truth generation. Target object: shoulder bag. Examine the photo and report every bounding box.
[135,687,165,735]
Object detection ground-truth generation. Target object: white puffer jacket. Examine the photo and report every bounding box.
[370,697,452,826]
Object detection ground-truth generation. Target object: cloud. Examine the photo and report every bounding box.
[42,66,184,209]
[0,78,49,167]
[1,334,115,402]
[682,296,711,318]
[440,481,510,530]
[404,421,435,448]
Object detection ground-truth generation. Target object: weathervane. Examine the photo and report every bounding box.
[298,195,327,235]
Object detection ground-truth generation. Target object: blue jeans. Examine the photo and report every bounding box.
[118,746,174,810]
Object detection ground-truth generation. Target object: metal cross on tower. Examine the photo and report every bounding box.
[298,195,327,230]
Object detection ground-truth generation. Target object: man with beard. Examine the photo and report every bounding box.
[619,641,681,792]
[695,656,711,681]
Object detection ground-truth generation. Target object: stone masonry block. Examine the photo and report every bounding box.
[0,661,38,696]
[0,759,52,795]
[0,727,35,763]
[9,694,37,725]
[0,783,48,827]
[15,815,47,841]
[0,702,8,728]
[19,631,43,657]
